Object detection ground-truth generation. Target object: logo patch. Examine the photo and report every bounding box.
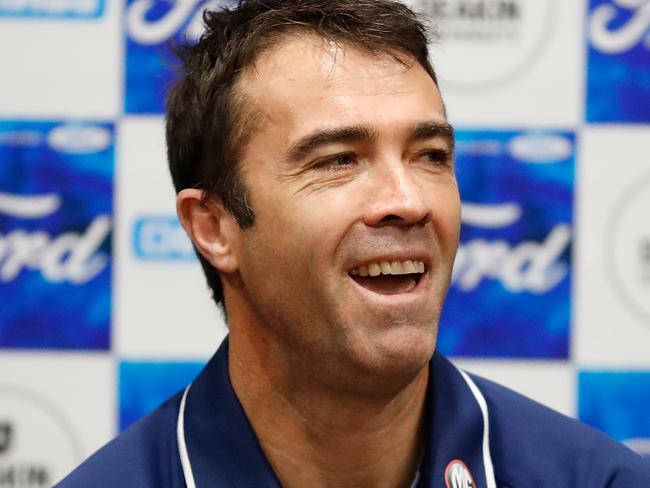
[579,371,650,461]
[438,129,574,359]
[0,387,82,485]
[132,215,195,261]
[0,120,114,350]
[445,460,476,488]
[0,0,105,19]
[605,172,650,324]
[586,0,650,122]
[409,0,556,90]
[124,0,233,113]
[119,361,203,431]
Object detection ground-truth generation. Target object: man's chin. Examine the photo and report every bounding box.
[342,325,436,395]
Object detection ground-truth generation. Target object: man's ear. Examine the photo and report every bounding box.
[176,189,239,274]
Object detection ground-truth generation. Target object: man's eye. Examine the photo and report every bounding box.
[420,149,452,166]
[317,153,357,170]
[332,153,356,166]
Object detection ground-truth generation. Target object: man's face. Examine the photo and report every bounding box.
[230,35,460,387]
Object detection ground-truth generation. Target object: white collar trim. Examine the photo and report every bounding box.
[176,369,496,488]
[177,385,197,488]
[457,369,497,488]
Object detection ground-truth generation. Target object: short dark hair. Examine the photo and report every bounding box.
[166,0,437,308]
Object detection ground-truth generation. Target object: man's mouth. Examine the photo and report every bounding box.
[349,260,426,295]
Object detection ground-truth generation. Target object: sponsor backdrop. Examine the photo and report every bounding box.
[0,0,648,481]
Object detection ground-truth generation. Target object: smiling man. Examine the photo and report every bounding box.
[57,1,650,487]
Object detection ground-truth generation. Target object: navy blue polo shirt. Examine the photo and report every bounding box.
[57,339,650,487]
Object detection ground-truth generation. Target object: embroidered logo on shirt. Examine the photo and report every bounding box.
[445,460,476,488]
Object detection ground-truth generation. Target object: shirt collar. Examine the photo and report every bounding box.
[178,338,496,487]
[422,352,496,487]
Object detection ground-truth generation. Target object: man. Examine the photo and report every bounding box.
[58,0,650,486]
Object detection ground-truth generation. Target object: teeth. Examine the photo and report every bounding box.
[350,260,426,277]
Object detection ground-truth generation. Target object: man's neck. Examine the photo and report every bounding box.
[228,328,429,488]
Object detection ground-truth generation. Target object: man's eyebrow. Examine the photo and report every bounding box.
[287,126,375,162]
[408,121,455,149]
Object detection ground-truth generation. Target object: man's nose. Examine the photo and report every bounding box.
[362,161,431,227]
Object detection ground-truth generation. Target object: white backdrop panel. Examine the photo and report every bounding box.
[575,126,650,366]
[0,352,114,484]
[454,358,575,416]
[0,0,121,119]
[114,116,227,358]
[406,0,585,126]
